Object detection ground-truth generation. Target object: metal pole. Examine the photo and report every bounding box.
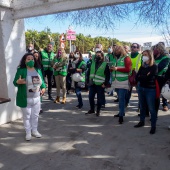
[70,40,71,53]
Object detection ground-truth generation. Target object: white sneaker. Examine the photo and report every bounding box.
[25,133,31,141]
[32,131,42,138]
[168,125,170,130]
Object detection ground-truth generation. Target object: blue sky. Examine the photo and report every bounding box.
[25,14,164,46]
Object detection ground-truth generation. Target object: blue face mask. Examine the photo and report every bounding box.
[108,48,112,53]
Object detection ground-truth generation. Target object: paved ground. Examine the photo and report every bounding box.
[0,89,170,170]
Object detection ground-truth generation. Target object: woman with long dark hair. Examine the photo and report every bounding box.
[13,53,46,141]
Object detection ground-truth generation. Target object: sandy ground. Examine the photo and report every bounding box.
[0,89,170,170]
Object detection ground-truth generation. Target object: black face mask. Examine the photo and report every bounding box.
[95,55,101,62]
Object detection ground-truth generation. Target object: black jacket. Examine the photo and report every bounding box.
[136,64,158,89]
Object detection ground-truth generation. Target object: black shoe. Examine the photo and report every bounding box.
[138,114,140,117]
[75,105,79,108]
[114,114,119,117]
[119,116,123,124]
[39,109,43,114]
[134,121,145,128]
[150,127,156,134]
[96,111,100,117]
[78,105,83,109]
[114,99,119,102]
[48,96,53,100]
[85,110,95,115]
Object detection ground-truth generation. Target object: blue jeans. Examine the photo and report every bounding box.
[162,96,168,107]
[117,89,128,116]
[138,86,157,127]
[89,85,105,112]
[75,87,83,106]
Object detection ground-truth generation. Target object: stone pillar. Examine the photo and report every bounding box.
[0,7,26,125]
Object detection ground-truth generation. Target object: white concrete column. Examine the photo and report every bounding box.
[0,7,26,125]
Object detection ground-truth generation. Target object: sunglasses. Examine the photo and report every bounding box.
[131,46,138,49]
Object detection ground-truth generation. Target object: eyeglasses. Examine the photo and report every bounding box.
[131,46,138,49]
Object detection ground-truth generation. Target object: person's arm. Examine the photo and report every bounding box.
[86,62,92,84]
[137,65,158,82]
[116,57,132,73]
[157,58,169,74]
[135,67,142,82]
[103,64,110,86]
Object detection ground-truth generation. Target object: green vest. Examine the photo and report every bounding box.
[112,56,129,82]
[155,56,169,76]
[130,53,142,72]
[53,58,67,76]
[77,60,86,82]
[41,50,55,71]
[90,61,107,85]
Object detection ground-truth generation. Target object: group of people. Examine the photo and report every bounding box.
[13,41,170,141]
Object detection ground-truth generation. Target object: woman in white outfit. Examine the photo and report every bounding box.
[13,53,46,141]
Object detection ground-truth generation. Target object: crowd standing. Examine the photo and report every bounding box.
[13,41,170,141]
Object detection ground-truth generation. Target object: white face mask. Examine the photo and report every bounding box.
[142,56,149,63]
[108,48,112,53]
[95,48,101,52]
[75,54,79,58]
[28,47,33,51]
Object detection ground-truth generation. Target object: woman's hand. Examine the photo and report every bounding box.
[102,84,105,88]
[41,88,46,96]
[76,68,82,73]
[17,75,26,84]
[110,66,117,71]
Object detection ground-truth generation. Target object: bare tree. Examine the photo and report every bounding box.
[54,4,130,30]
[53,0,170,31]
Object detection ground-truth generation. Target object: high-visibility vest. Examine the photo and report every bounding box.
[90,61,107,85]
[41,50,55,71]
[130,53,142,72]
[112,56,129,82]
[53,58,67,76]
[155,56,169,76]
[77,60,86,82]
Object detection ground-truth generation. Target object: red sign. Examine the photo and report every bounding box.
[66,35,76,41]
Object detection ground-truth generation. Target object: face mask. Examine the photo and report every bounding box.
[95,48,101,52]
[28,47,33,51]
[108,48,112,53]
[26,60,34,68]
[142,56,149,63]
[75,54,79,58]
[95,55,101,61]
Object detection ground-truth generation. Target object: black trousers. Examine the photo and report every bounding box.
[44,69,53,96]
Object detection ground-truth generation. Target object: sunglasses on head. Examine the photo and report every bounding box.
[131,46,138,49]
[96,51,102,53]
